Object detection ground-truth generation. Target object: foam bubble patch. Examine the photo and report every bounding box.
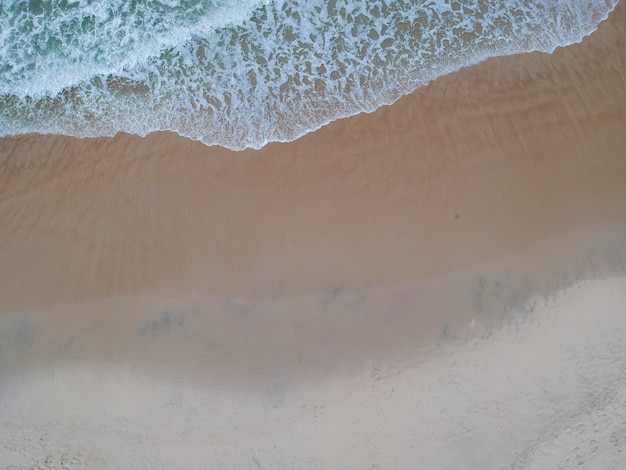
[0,0,619,150]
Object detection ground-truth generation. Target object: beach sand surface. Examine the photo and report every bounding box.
[0,4,625,469]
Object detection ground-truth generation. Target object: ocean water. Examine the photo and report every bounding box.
[0,0,619,150]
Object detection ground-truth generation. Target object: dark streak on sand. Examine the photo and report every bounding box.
[137,310,185,337]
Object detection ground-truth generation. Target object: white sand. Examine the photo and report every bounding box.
[1,276,625,468]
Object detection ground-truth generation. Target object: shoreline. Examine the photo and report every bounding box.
[0,4,625,468]
[2,1,619,151]
[1,4,626,308]
[0,2,624,369]
[0,0,624,390]
[0,2,624,372]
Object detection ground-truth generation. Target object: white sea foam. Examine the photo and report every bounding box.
[0,0,619,150]
[0,0,269,97]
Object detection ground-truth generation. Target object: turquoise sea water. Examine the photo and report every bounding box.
[0,0,619,150]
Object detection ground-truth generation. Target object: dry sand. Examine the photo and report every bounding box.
[1,4,626,469]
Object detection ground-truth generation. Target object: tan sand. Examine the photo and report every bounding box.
[1,4,626,468]
[0,6,625,310]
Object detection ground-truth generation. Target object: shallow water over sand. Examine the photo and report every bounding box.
[0,0,619,148]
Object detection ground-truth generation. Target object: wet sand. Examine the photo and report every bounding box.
[1,4,626,469]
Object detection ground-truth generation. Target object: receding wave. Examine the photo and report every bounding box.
[0,0,619,150]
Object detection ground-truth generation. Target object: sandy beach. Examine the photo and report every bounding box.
[1,4,625,469]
